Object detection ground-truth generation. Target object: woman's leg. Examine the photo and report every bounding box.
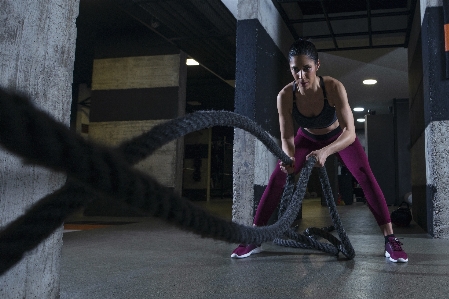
[232,130,321,258]
[336,138,408,262]
[253,131,320,226]
[335,137,391,228]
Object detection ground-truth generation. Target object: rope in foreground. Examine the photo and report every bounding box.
[0,88,354,275]
[274,166,355,258]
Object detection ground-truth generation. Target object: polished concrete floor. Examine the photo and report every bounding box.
[60,199,449,299]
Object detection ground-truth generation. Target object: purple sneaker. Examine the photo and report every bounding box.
[385,237,408,263]
[230,244,262,258]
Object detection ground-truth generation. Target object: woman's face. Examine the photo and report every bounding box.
[289,55,320,93]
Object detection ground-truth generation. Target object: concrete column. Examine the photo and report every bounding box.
[232,0,293,225]
[409,0,449,237]
[422,0,449,236]
[409,0,426,231]
[0,0,78,297]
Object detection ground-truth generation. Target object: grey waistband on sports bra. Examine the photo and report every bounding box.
[292,76,337,129]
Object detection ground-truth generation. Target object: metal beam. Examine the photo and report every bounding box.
[404,0,418,47]
[289,10,410,23]
[271,0,300,40]
[318,43,406,52]
[306,28,407,39]
[319,0,338,49]
[366,0,372,47]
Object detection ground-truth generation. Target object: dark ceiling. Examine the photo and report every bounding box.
[273,0,417,51]
[74,0,415,124]
[122,0,237,81]
[74,0,237,112]
[74,0,236,83]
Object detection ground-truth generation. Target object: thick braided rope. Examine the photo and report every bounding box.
[117,110,291,166]
[273,162,355,259]
[318,167,355,258]
[0,89,323,275]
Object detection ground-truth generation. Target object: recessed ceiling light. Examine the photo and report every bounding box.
[363,79,377,85]
[186,58,199,65]
[356,118,366,122]
[353,107,364,112]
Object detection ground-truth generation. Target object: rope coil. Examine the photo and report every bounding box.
[0,88,354,275]
[274,166,355,258]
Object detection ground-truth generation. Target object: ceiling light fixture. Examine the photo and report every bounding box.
[186,58,199,65]
[363,79,377,85]
[356,118,366,122]
[353,107,364,112]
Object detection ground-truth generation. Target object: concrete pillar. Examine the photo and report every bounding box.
[409,0,449,237]
[232,0,293,225]
[84,53,187,216]
[0,0,78,297]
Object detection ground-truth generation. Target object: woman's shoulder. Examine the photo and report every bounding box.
[321,76,346,95]
[277,82,294,109]
[321,76,343,88]
[321,76,348,106]
[278,81,294,98]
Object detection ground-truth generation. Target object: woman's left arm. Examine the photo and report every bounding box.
[307,78,356,166]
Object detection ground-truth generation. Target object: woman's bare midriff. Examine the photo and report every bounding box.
[304,119,340,135]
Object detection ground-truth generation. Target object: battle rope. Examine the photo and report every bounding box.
[274,166,355,258]
[0,88,354,275]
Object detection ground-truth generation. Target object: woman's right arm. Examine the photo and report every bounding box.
[277,87,296,173]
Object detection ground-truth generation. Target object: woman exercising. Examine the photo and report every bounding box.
[231,39,408,263]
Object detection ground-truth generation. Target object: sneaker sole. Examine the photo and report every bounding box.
[385,251,408,263]
[231,247,262,258]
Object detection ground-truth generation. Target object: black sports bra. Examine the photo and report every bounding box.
[292,76,337,129]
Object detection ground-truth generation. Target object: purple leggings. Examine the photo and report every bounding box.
[253,127,391,227]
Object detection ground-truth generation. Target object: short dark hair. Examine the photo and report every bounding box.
[288,38,318,64]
